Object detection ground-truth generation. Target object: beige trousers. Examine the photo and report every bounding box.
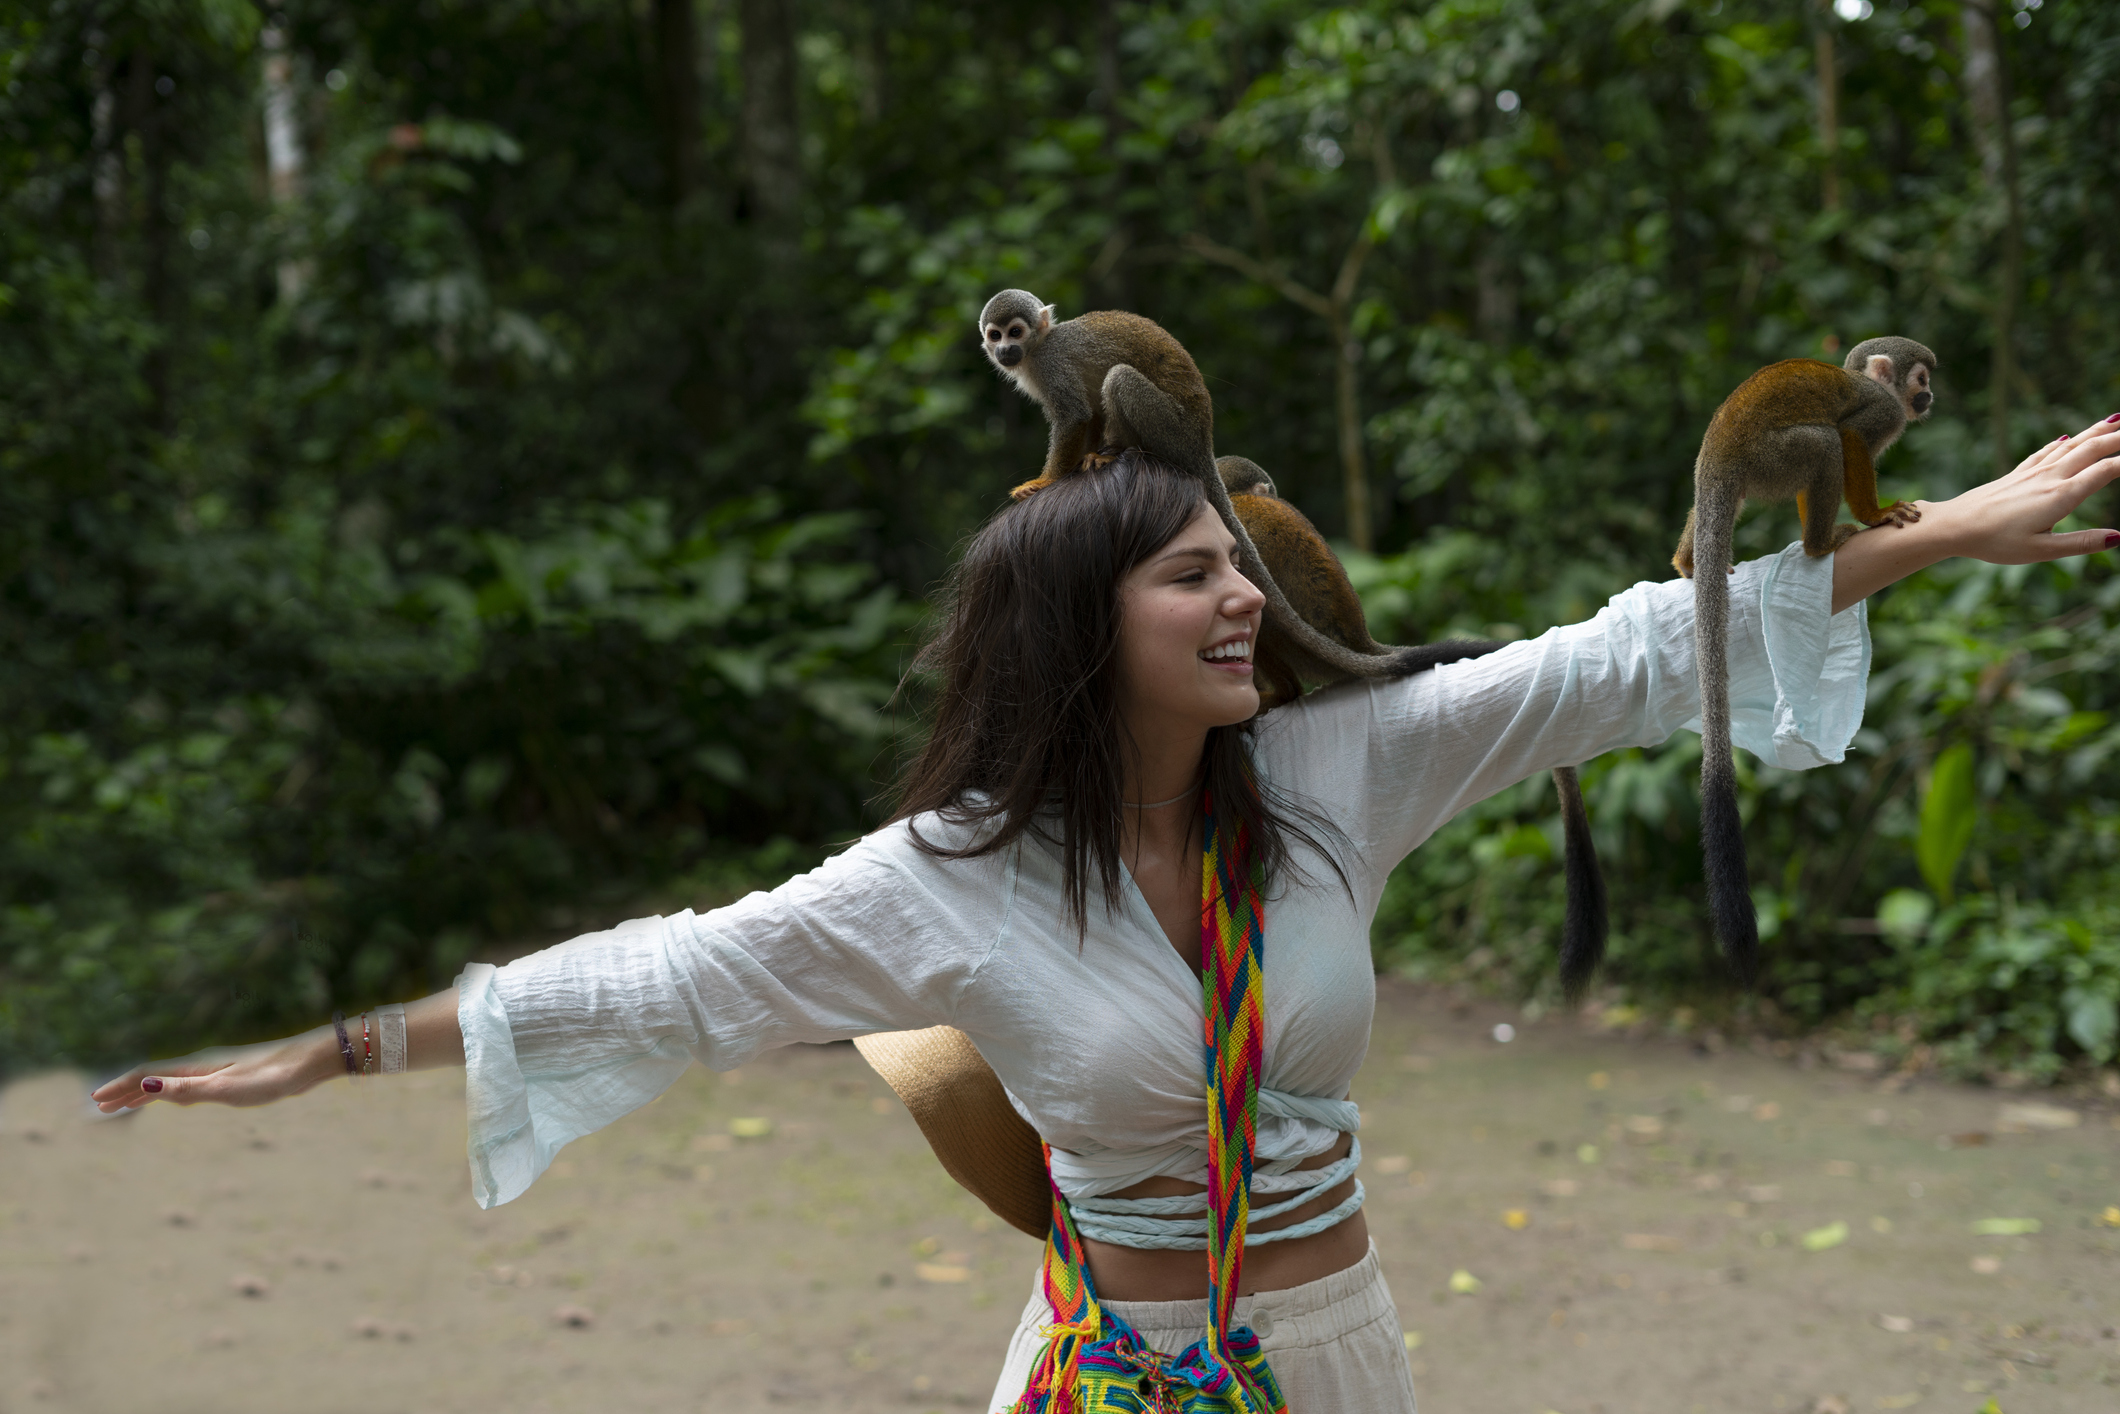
[988,1241,1418,1413]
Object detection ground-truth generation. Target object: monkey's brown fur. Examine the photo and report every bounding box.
[1219,455,1609,998]
[1678,336,1937,987]
[978,288,1430,688]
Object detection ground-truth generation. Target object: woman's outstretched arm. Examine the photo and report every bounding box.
[90,987,465,1112]
[1830,413,2120,614]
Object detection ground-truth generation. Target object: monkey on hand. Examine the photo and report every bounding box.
[1678,336,1938,986]
[1218,454,1608,1000]
[978,288,1440,690]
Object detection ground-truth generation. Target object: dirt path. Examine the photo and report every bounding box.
[4,980,2116,1414]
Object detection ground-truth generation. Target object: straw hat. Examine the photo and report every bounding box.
[853,1026,1050,1239]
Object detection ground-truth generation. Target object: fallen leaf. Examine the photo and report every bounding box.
[1502,1209,1530,1230]
[1969,1255,2002,1275]
[915,1262,971,1283]
[1401,1330,1422,1350]
[1947,1131,1990,1148]
[1996,1102,2078,1132]
[1623,1115,1664,1142]
[727,1117,774,1139]
[1587,1071,1610,1090]
[2099,1206,2120,1228]
[1447,1269,1481,1294]
[1801,1221,1849,1252]
[1624,1233,1680,1252]
[1969,1218,2040,1236]
[1878,1314,1914,1333]
[1576,1144,1600,1164]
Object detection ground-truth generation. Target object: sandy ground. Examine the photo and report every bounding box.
[4,980,2118,1414]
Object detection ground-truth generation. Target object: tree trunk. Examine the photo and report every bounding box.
[1332,308,1372,554]
[1815,7,1841,212]
[655,0,698,205]
[738,0,801,239]
[260,24,309,301]
[1088,0,1130,310]
[1961,1,2022,474]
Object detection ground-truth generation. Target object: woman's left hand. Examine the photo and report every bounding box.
[1831,413,2120,612]
[1929,413,2120,565]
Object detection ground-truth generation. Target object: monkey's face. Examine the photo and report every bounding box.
[1905,361,1934,419]
[981,306,1049,372]
[1865,353,1935,421]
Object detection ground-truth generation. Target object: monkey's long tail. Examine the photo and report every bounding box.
[1693,477,1759,986]
[1555,765,1609,1002]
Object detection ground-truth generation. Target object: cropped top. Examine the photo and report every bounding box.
[455,543,1871,1244]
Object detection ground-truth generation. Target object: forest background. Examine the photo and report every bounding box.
[3,0,2117,1087]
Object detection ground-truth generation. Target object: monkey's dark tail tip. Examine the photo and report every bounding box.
[1701,774,1760,988]
[1554,766,1609,1004]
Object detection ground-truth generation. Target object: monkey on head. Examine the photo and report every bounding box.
[1678,335,1937,986]
[978,288,1461,689]
[1219,455,1608,998]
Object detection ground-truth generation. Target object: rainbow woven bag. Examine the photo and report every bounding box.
[1007,794,1288,1414]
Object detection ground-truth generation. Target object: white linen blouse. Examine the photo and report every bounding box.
[456,543,1870,1212]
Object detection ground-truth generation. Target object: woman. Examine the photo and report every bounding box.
[93,421,2120,1411]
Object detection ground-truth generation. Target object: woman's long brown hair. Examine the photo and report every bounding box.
[890,450,1346,933]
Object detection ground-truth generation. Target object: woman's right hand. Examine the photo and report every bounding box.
[90,1027,337,1112]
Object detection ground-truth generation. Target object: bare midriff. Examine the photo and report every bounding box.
[1079,1130,1368,1302]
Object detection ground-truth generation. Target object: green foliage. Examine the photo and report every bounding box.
[1917,743,1977,902]
[2,0,2116,1080]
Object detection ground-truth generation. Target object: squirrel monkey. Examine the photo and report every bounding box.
[978,288,1429,690]
[1677,336,1937,985]
[1219,455,1609,999]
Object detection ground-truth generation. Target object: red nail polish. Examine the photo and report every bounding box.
[141,1077,163,1092]
[2107,413,2120,424]
[2106,532,2120,550]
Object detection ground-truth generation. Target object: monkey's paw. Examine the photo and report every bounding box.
[1870,500,1922,528]
[1009,476,1055,501]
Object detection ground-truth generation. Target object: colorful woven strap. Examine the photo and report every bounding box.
[1008,792,1285,1414]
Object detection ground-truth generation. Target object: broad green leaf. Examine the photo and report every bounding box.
[1917,745,1978,903]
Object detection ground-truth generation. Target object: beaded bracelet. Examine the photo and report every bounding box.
[362,1012,373,1076]
[331,1010,358,1076]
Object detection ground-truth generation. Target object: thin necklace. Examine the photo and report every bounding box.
[1123,775,1203,809]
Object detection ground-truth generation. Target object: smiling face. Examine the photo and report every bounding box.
[1114,503,1266,738]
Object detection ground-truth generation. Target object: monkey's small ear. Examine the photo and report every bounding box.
[1864,354,1896,385]
[1038,305,1056,330]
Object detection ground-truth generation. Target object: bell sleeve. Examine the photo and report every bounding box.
[1265,539,1872,874]
[454,831,993,1209]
